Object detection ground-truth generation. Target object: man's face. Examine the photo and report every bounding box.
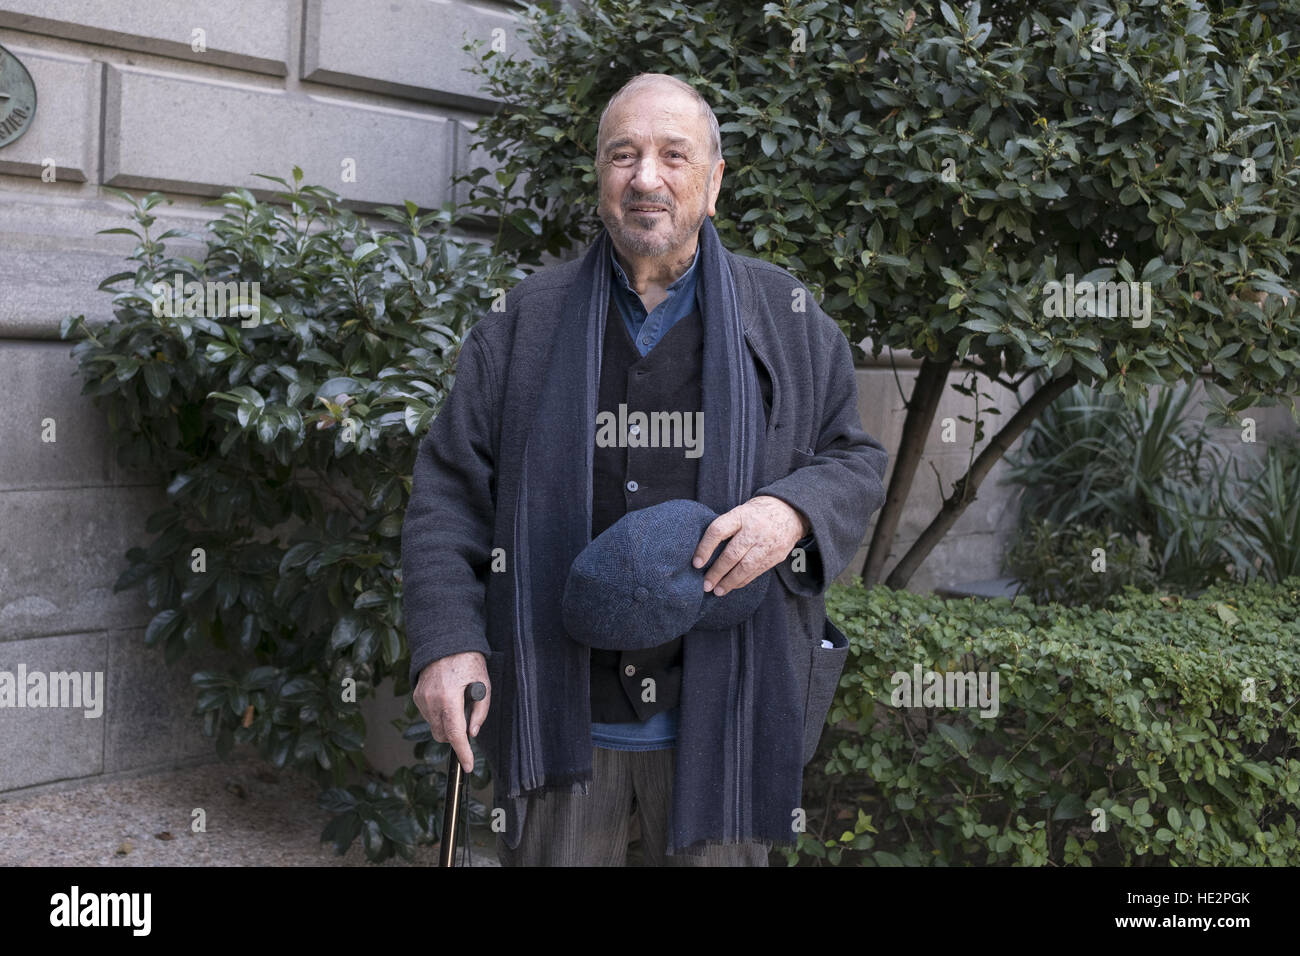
[596,84,724,261]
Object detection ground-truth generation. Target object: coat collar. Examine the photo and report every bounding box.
[722,246,780,371]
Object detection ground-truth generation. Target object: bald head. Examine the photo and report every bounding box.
[597,73,722,164]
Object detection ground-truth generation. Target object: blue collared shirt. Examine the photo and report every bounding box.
[609,243,701,356]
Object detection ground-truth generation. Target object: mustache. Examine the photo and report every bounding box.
[624,196,673,210]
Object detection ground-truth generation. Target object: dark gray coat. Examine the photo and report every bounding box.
[401,236,889,787]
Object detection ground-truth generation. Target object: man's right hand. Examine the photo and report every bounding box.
[413,651,491,774]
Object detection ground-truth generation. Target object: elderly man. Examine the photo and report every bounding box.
[402,72,888,866]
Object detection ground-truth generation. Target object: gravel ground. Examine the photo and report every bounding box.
[0,754,500,867]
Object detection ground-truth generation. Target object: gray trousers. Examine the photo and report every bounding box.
[497,744,771,867]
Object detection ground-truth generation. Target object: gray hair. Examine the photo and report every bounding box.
[596,72,722,164]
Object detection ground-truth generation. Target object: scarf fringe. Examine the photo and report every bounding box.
[504,768,593,801]
[665,836,781,859]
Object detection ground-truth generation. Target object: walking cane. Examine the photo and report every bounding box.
[439,680,486,867]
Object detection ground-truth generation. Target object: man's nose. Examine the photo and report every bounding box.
[631,155,662,191]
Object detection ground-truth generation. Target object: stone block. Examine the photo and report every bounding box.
[0,45,97,182]
[103,626,224,773]
[450,115,534,213]
[907,530,1009,596]
[0,190,219,339]
[0,485,166,642]
[103,65,456,208]
[0,0,290,75]
[0,631,106,791]
[303,0,525,107]
[0,341,117,491]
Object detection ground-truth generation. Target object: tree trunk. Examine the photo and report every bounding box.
[883,370,1079,590]
[862,356,952,586]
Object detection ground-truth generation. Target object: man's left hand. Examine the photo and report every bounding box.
[692,495,810,596]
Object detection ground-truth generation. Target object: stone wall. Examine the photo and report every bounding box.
[0,0,521,796]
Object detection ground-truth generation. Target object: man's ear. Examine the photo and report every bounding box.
[706,159,725,216]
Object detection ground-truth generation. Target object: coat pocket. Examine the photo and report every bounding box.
[801,615,850,766]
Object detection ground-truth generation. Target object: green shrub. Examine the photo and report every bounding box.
[1002,377,1300,599]
[1003,379,1216,540]
[786,576,1300,866]
[61,170,523,861]
[462,0,1300,590]
[1003,517,1159,606]
[1226,438,1300,583]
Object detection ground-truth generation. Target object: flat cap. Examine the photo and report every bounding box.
[561,498,772,650]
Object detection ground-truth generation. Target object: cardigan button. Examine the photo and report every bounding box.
[624,664,637,677]
[626,480,639,492]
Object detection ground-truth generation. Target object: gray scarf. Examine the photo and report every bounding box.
[489,217,802,854]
